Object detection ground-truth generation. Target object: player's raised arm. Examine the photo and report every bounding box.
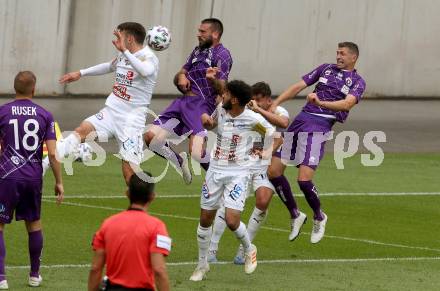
[206,67,226,95]
[201,113,217,130]
[248,100,289,129]
[307,93,357,112]
[112,29,156,77]
[174,68,191,94]
[271,80,308,110]
[59,59,116,84]
[46,139,64,205]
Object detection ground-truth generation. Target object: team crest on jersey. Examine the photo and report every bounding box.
[324,69,331,76]
[11,156,20,165]
[95,112,104,120]
[345,77,352,86]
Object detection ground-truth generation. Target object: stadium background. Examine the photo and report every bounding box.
[1,0,439,97]
[0,1,439,290]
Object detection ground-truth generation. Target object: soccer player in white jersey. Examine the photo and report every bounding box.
[189,80,277,281]
[208,82,289,264]
[57,22,159,185]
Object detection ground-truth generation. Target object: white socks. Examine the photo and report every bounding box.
[42,156,50,176]
[209,207,227,253]
[247,207,267,242]
[233,222,251,252]
[57,133,80,159]
[197,224,212,266]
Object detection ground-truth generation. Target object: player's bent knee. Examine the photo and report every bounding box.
[25,220,42,232]
[144,130,155,146]
[268,167,282,179]
[224,214,240,230]
[75,122,95,142]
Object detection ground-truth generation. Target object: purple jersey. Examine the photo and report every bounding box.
[0,99,56,180]
[302,63,366,123]
[182,44,232,108]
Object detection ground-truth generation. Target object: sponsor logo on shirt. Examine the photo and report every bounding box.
[202,182,210,198]
[318,77,328,84]
[156,234,172,251]
[50,122,55,133]
[112,84,131,101]
[122,138,136,151]
[228,184,243,201]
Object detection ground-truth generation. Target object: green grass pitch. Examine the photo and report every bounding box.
[2,153,440,290]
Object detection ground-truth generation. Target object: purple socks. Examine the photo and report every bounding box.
[298,180,324,220]
[270,175,300,218]
[28,230,43,278]
[0,232,5,281]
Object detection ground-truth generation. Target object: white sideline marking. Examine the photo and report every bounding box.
[261,226,440,253]
[42,200,440,253]
[6,256,440,269]
[42,192,440,199]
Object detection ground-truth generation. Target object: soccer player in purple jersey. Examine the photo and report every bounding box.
[145,18,233,184]
[0,71,64,289]
[269,42,366,243]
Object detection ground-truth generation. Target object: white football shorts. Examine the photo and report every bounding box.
[201,170,251,212]
[248,167,275,198]
[85,106,146,165]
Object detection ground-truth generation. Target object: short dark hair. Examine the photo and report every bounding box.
[128,171,155,204]
[338,42,359,56]
[14,71,36,95]
[117,22,146,44]
[201,18,224,37]
[227,80,251,106]
[251,82,271,98]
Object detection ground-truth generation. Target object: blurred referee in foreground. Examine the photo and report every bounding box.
[88,172,171,291]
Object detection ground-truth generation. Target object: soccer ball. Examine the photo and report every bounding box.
[146,25,171,51]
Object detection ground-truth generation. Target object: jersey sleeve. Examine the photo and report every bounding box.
[92,224,106,250]
[149,220,171,256]
[252,113,276,137]
[182,48,196,71]
[215,50,233,81]
[44,111,56,141]
[275,106,290,119]
[349,77,366,103]
[302,63,329,86]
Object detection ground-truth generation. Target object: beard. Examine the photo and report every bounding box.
[222,100,232,110]
[198,36,213,50]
